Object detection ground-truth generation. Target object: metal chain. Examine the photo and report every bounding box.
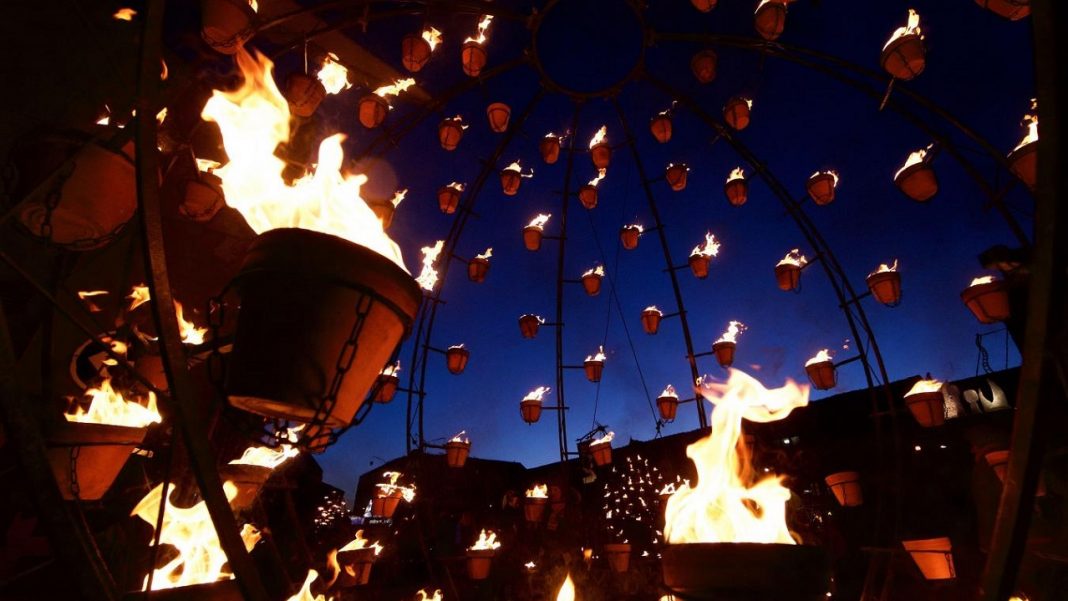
[38,160,76,242]
[975,333,994,375]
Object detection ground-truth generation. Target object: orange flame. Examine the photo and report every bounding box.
[715,320,746,345]
[805,349,832,366]
[524,386,550,402]
[555,573,575,601]
[422,27,443,51]
[229,443,299,469]
[286,570,328,601]
[588,168,607,187]
[317,53,351,95]
[113,7,136,20]
[777,249,807,268]
[373,77,416,100]
[65,375,161,428]
[884,9,923,50]
[416,589,443,601]
[589,125,608,149]
[339,529,384,555]
[526,484,548,498]
[970,275,996,287]
[869,259,899,277]
[905,378,943,397]
[376,471,416,502]
[416,240,445,291]
[690,232,720,259]
[895,145,932,180]
[1014,99,1038,152]
[726,167,746,183]
[464,15,494,45]
[77,290,108,313]
[469,529,501,551]
[527,213,551,229]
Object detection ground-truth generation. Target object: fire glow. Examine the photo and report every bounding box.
[715,320,746,345]
[905,378,943,397]
[895,145,932,180]
[884,9,923,51]
[65,376,161,428]
[469,529,502,551]
[588,168,607,187]
[869,259,899,278]
[589,125,608,149]
[583,265,605,279]
[726,167,746,183]
[556,573,576,601]
[660,385,679,400]
[450,430,470,444]
[376,471,416,502]
[381,361,401,377]
[590,430,615,447]
[585,345,607,364]
[970,275,996,287]
[422,27,443,51]
[811,170,839,187]
[317,53,351,95]
[465,15,494,45]
[528,213,551,229]
[416,589,443,601]
[524,386,550,403]
[229,443,300,470]
[691,232,721,259]
[526,484,549,498]
[664,369,809,544]
[416,240,445,291]
[339,529,384,556]
[777,249,807,268]
[1014,99,1038,152]
[505,160,535,179]
[806,349,832,366]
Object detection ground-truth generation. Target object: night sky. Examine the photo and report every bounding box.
[290,0,1034,495]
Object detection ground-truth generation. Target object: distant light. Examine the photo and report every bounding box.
[939,444,947,449]
[914,445,922,451]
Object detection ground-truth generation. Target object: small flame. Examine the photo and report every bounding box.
[715,320,746,345]
[905,378,943,397]
[587,168,607,187]
[475,248,493,260]
[113,7,136,20]
[381,361,401,377]
[524,561,536,569]
[667,162,689,172]
[464,15,494,45]
[625,223,644,234]
[504,160,534,178]
[660,384,678,399]
[373,77,416,101]
[970,275,996,287]
[447,181,466,192]
[339,529,384,556]
[524,386,550,402]
[422,26,443,51]
[589,125,608,149]
[690,232,721,259]
[590,430,614,447]
[811,170,839,187]
[415,589,443,601]
[527,213,551,229]
[1014,99,1038,152]
[376,471,416,502]
[895,145,932,180]
[65,375,161,428]
[286,570,327,601]
[526,484,549,498]
[585,345,606,363]
[777,249,807,268]
[469,529,501,551]
[805,349,832,367]
[644,305,662,314]
[248,0,258,12]
[727,167,746,183]
[317,53,351,95]
[582,264,605,278]
[555,574,575,601]
[869,260,899,277]
[884,9,923,51]
[416,240,445,291]
[229,444,299,469]
[196,158,222,173]
[391,189,407,208]
[77,290,108,313]
[450,431,470,444]
[175,300,207,345]
[127,284,151,311]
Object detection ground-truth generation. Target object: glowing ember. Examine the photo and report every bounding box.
[869,260,899,277]
[1014,99,1038,152]
[583,265,605,278]
[690,232,721,259]
[588,168,607,187]
[475,248,493,261]
[660,385,678,399]
[416,240,445,291]
[777,249,807,268]
[391,189,407,208]
[811,170,839,187]
[415,589,443,601]
[339,529,383,555]
[317,53,351,95]
[524,386,550,402]
[884,9,923,51]
[77,290,108,313]
[590,430,615,447]
[422,27,443,51]
[286,570,327,601]
[113,7,136,20]
[726,167,746,183]
[465,15,494,45]
[895,145,932,180]
[381,361,401,377]
[201,50,404,270]
[664,369,809,544]
[450,430,470,444]
[905,378,943,397]
[504,160,534,178]
[527,213,551,229]
[970,275,996,287]
[715,320,746,345]
[556,573,576,601]
[376,471,416,502]
[65,375,161,428]
[469,529,501,551]
[229,443,299,469]
[526,484,549,498]
[806,349,832,367]
[589,125,608,149]
[585,345,607,364]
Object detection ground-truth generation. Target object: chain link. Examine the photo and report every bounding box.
[38,160,75,242]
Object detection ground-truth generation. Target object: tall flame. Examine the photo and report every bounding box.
[416,240,445,291]
[589,125,608,149]
[556,574,575,601]
[469,529,501,551]
[65,376,161,428]
[317,53,351,95]
[805,349,832,366]
[895,145,932,180]
[691,232,721,259]
[201,50,405,270]
[524,386,550,402]
[715,320,746,345]
[128,284,151,311]
[286,570,328,601]
[526,484,548,498]
[464,15,494,45]
[727,167,746,183]
[422,27,443,51]
[588,168,607,187]
[174,300,207,345]
[1014,99,1038,152]
[373,77,416,100]
[527,213,551,229]
[664,369,809,544]
[884,9,923,50]
[777,249,807,268]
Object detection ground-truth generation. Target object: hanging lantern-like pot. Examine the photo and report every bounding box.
[662,543,830,601]
[689,254,710,279]
[774,263,801,292]
[462,41,487,77]
[657,394,679,421]
[518,314,541,339]
[894,162,938,202]
[371,489,403,519]
[589,441,612,466]
[285,73,326,118]
[590,142,612,169]
[961,279,1010,324]
[650,114,673,143]
[904,390,945,427]
[524,496,548,521]
[373,372,399,403]
[218,463,271,511]
[725,177,748,207]
[181,171,226,223]
[401,33,432,72]
[438,185,461,215]
[902,538,955,580]
[604,543,631,573]
[46,421,147,500]
[523,226,544,251]
[584,359,604,383]
[445,440,471,468]
[578,185,598,209]
[805,360,836,391]
[975,0,1030,20]
[866,271,902,306]
[754,0,787,41]
[1007,140,1037,191]
[881,33,926,81]
[712,340,735,368]
[438,118,465,151]
[467,257,490,283]
[466,550,494,580]
[582,273,603,296]
[825,471,863,507]
[520,400,542,424]
[540,136,561,164]
[666,164,689,191]
[641,308,662,334]
[200,0,255,55]
[358,94,389,129]
[691,49,718,83]
[446,346,469,375]
[486,102,511,133]
[620,226,641,250]
[723,97,752,130]
[337,548,376,587]
[500,168,522,196]
[226,229,421,429]
[806,172,837,206]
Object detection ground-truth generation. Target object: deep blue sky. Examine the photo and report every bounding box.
[286,0,1034,494]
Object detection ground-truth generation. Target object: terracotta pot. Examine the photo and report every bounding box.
[46,421,146,500]
[641,308,662,334]
[486,102,511,133]
[620,226,641,250]
[662,543,830,601]
[1007,141,1037,190]
[358,94,389,129]
[691,0,717,12]
[500,168,522,196]
[131,579,241,601]
[365,198,395,230]
[446,347,469,375]
[438,118,465,151]
[902,537,955,580]
[520,400,542,424]
[866,271,902,306]
[373,373,399,403]
[218,463,271,511]
[725,178,748,206]
[691,49,718,83]
[895,162,938,201]
[540,136,561,164]
[905,390,945,427]
[200,0,255,55]
[650,114,673,143]
[371,490,403,518]
[805,360,836,390]
[445,440,471,468]
[524,496,547,521]
[584,359,604,383]
[975,0,1030,20]
[754,0,787,41]
[462,41,487,77]
[590,442,612,466]
[724,97,752,130]
[226,229,420,428]
[689,254,710,279]
[984,450,1009,483]
[578,185,598,209]
[806,172,836,205]
[181,172,225,222]
[712,340,735,368]
[401,33,432,72]
[881,34,926,80]
[438,185,461,214]
[285,73,326,118]
[774,263,801,292]
[666,164,689,191]
[338,547,376,587]
[466,549,494,580]
[518,315,541,339]
[523,226,543,251]
[468,257,490,283]
[582,273,602,296]
[604,543,631,573]
[657,395,679,421]
[590,142,612,169]
[824,471,863,507]
[961,280,1010,323]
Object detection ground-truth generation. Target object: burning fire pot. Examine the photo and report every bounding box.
[373,364,400,403]
[584,347,606,382]
[486,102,511,132]
[500,166,522,195]
[774,264,800,292]
[371,489,403,519]
[225,229,420,431]
[806,171,838,206]
[724,96,752,130]
[218,463,271,511]
[588,432,613,466]
[961,276,1010,323]
[620,225,642,250]
[445,436,471,468]
[520,387,548,424]
[582,267,604,296]
[540,134,562,164]
[46,422,148,500]
[468,252,491,283]
[866,262,902,306]
[651,111,673,143]
[805,352,836,390]
[662,543,830,601]
[589,126,611,169]
[358,94,390,129]
[467,530,500,579]
[200,0,256,55]
[438,117,465,151]
[525,485,548,521]
[825,471,863,507]
[881,10,926,80]
[904,379,945,427]
[894,150,938,202]
[657,385,679,421]
[754,0,787,40]
[284,73,326,118]
[518,314,543,339]
[691,49,718,83]
[666,163,689,191]
[579,185,598,209]
[446,345,469,375]
[401,29,439,72]
[438,183,462,214]
[604,543,631,573]
[462,41,487,77]
[712,341,736,369]
[725,168,748,207]
[338,547,377,587]
[641,307,663,334]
